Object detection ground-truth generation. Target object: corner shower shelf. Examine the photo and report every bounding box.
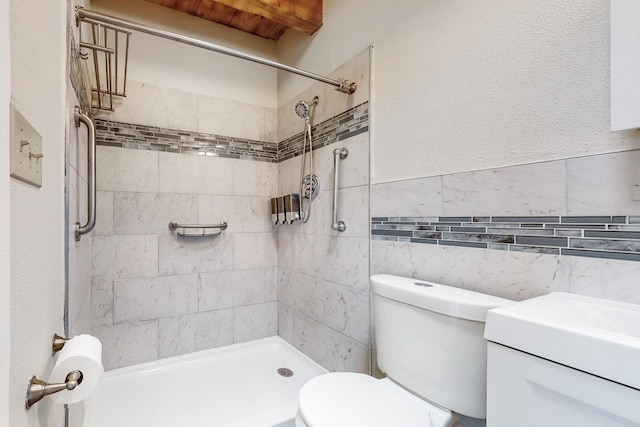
[77,7,131,112]
[168,221,228,237]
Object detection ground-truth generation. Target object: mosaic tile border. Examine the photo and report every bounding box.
[94,101,369,164]
[278,102,369,162]
[371,215,640,262]
[95,120,279,162]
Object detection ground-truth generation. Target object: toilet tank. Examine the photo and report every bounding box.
[371,274,513,419]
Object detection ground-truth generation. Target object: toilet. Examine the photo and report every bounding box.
[295,274,514,427]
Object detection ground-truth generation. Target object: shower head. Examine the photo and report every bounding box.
[295,100,310,119]
[294,96,319,119]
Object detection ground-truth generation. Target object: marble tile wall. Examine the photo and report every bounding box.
[277,48,371,374]
[74,49,371,373]
[95,80,278,144]
[92,146,278,369]
[371,150,640,305]
[278,48,371,143]
[89,80,280,369]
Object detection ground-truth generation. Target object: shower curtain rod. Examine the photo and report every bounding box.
[76,7,358,95]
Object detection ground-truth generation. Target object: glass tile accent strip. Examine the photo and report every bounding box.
[372,215,640,262]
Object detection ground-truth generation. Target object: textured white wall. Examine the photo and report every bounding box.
[90,0,279,108]
[9,0,66,425]
[278,0,640,183]
[1,0,11,423]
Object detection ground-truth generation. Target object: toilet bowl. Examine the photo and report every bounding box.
[295,274,514,427]
[295,373,456,427]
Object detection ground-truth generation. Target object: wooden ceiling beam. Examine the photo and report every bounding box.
[213,0,322,35]
[144,0,321,40]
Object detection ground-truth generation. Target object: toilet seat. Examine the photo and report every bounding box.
[297,373,453,427]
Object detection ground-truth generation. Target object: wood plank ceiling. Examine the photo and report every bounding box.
[145,0,323,40]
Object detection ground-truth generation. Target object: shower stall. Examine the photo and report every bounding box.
[66,4,371,424]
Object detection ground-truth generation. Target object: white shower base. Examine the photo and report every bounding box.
[83,336,327,427]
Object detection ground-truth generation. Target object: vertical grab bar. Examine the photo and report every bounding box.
[331,147,349,232]
[74,107,96,241]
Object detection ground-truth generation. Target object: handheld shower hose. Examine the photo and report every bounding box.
[295,96,319,223]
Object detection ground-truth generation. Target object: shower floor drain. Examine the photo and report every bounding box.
[277,368,294,377]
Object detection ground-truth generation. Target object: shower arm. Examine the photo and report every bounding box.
[76,7,358,95]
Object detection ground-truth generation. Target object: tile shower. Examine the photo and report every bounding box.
[90,144,279,369]
[73,48,371,371]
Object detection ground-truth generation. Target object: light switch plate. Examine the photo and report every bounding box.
[10,104,42,188]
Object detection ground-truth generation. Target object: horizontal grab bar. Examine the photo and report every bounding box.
[168,222,228,230]
[168,221,228,237]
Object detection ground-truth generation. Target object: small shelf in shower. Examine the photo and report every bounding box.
[168,221,228,237]
[77,7,131,112]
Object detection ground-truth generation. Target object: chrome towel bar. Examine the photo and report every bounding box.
[331,148,348,232]
[168,221,228,237]
[74,107,96,241]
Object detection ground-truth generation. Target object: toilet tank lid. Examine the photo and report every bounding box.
[371,274,514,322]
